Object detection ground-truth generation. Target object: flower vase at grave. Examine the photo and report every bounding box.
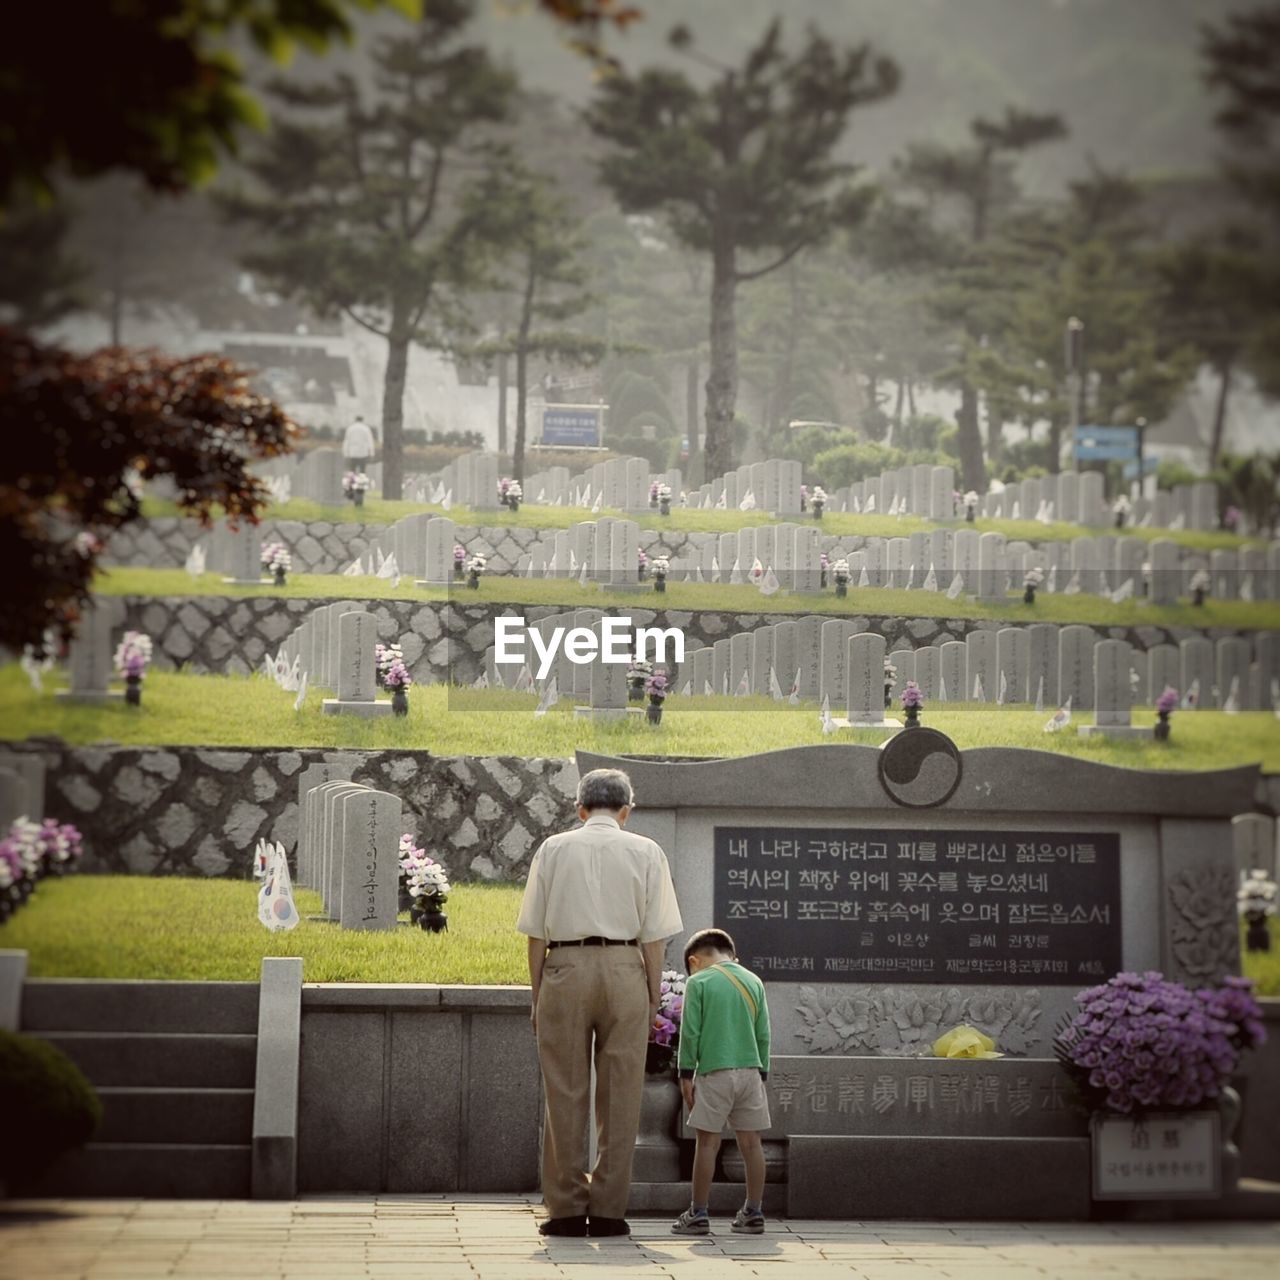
[1193,587,1206,606]
[125,674,142,706]
[1154,710,1171,741]
[418,909,448,933]
[647,697,664,725]
[398,888,413,914]
[654,575,666,594]
[1023,584,1036,605]
[353,491,364,508]
[1245,912,1271,952]
[274,566,287,587]
[633,1073,682,1181]
[454,562,464,578]
[813,501,824,520]
[904,706,920,728]
[468,570,481,589]
[659,497,670,516]
[835,580,847,599]
[966,504,976,523]
[629,681,646,704]
[391,688,409,717]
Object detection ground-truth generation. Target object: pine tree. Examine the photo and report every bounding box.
[585,21,897,482]
[222,4,515,497]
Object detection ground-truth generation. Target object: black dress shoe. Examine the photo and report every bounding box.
[539,1215,588,1237]
[588,1217,630,1237]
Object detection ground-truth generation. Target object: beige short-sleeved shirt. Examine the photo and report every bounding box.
[516,814,683,944]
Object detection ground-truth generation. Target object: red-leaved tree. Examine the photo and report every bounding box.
[0,327,297,652]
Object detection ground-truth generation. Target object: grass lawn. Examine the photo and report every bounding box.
[140,495,1260,554]
[3,877,1275,994]
[0,877,527,983]
[93,566,1280,631]
[3,666,1278,770]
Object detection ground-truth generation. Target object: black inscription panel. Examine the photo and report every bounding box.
[714,826,1122,984]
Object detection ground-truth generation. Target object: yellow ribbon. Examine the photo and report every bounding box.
[932,1025,1003,1060]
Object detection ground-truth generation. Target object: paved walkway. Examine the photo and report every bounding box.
[1,1197,1278,1280]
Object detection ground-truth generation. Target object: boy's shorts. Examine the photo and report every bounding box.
[686,1068,772,1134]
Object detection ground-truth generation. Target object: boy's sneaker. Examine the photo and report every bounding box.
[731,1206,765,1235]
[671,1208,711,1235]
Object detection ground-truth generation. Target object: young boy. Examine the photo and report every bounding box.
[671,927,771,1235]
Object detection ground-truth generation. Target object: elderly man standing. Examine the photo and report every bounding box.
[517,767,683,1239]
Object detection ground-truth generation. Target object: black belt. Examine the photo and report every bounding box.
[547,937,638,949]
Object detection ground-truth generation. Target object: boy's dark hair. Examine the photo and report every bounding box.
[683,927,736,972]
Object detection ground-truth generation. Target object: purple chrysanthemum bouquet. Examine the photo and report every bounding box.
[647,968,687,1074]
[1054,970,1266,1114]
[901,681,924,711]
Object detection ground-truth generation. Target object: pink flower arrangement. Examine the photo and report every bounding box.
[647,968,687,1073]
[1054,971,1265,1114]
[453,544,466,564]
[645,671,669,701]
[383,660,412,690]
[901,680,924,710]
[1156,687,1179,715]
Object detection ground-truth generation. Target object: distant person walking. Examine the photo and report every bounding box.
[517,768,683,1238]
[342,414,376,471]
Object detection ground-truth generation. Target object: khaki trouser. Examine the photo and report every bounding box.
[535,945,650,1219]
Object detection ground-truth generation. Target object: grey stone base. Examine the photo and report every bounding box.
[1078,724,1157,739]
[832,718,901,736]
[223,577,268,587]
[788,1135,1092,1220]
[414,579,453,589]
[55,689,125,703]
[627,1181,786,1215]
[321,698,393,718]
[573,706,645,721]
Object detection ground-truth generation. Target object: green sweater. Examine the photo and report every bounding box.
[677,961,771,1079]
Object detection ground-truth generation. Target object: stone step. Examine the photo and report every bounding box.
[94,1087,254,1145]
[628,1182,786,1215]
[36,1032,257,1088]
[24,1143,251,1199]
[22,980,259,1034]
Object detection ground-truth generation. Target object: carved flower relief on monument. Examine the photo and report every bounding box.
[793,986,1042,1057]
[1167,867,1239,984]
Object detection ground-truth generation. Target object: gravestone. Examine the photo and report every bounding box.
[736,529,757,576]
[691,646,714,697]
[840,633,899,733]
[1058,625,1096,711]
[1232,814,1277,881]
[571,609,603,698]
[571,522,596,577]
[297,762,355,888]
[887,648,914,700]
[419,517,456,587]
[1080,640,1151,738]
[718,532,738,579]
[751,626,776,699]
[1114,538,1145,596]
[1190,481,1217,532]
[1026,624,1060,708]
[977,533,1006,602]
[952,529,979,592]
[1070,538,1100,594]
[773,524,797,589]
[772,623,798,698]
[338,789,402,931]
[964,630,997,702]
[222,523,263,585]
[754,526,777,576]
[929,466,954,521]
[928,529,952,582]
[777,460,803,515]
[712,639,731,696]
[1079,472,1106,528]
[1217,637,1254,710]
[0,769,30,831]
[625,458,649,511]
[995,628,1029,704]
[862,540,884,589]
[1149,540,1180,605]
[323,612,391,717]
[58,598,126,702]
[819,620,862,706]
[729,631,754,695]
[939,641,966,702]
[307,448,345,505]
[311,780,370,917]
[1148,644,1180,703]
[576,621,630,719]
[1057,471,1080,524]
[795,617,825,700]
[0,752,45,821]
[793,529,822,593]
[1212,550,1240,601]
[914,646,940,700]
[591,517,616,583]
[1180,637,1216,710]
[610,520,641,589]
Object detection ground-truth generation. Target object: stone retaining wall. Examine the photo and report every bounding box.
[116,593,1258,686]
[10,742,576,883]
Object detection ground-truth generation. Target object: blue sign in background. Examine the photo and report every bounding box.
[1075,425,1139,461]
[541,406,602,447]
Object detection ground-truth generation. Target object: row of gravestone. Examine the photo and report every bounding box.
[276,602,394,717]
[254,449,362,506]
[294,763,402,930]
[831,468,1219,534]
[369,514,1277,607]
[483,612,1279,719]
